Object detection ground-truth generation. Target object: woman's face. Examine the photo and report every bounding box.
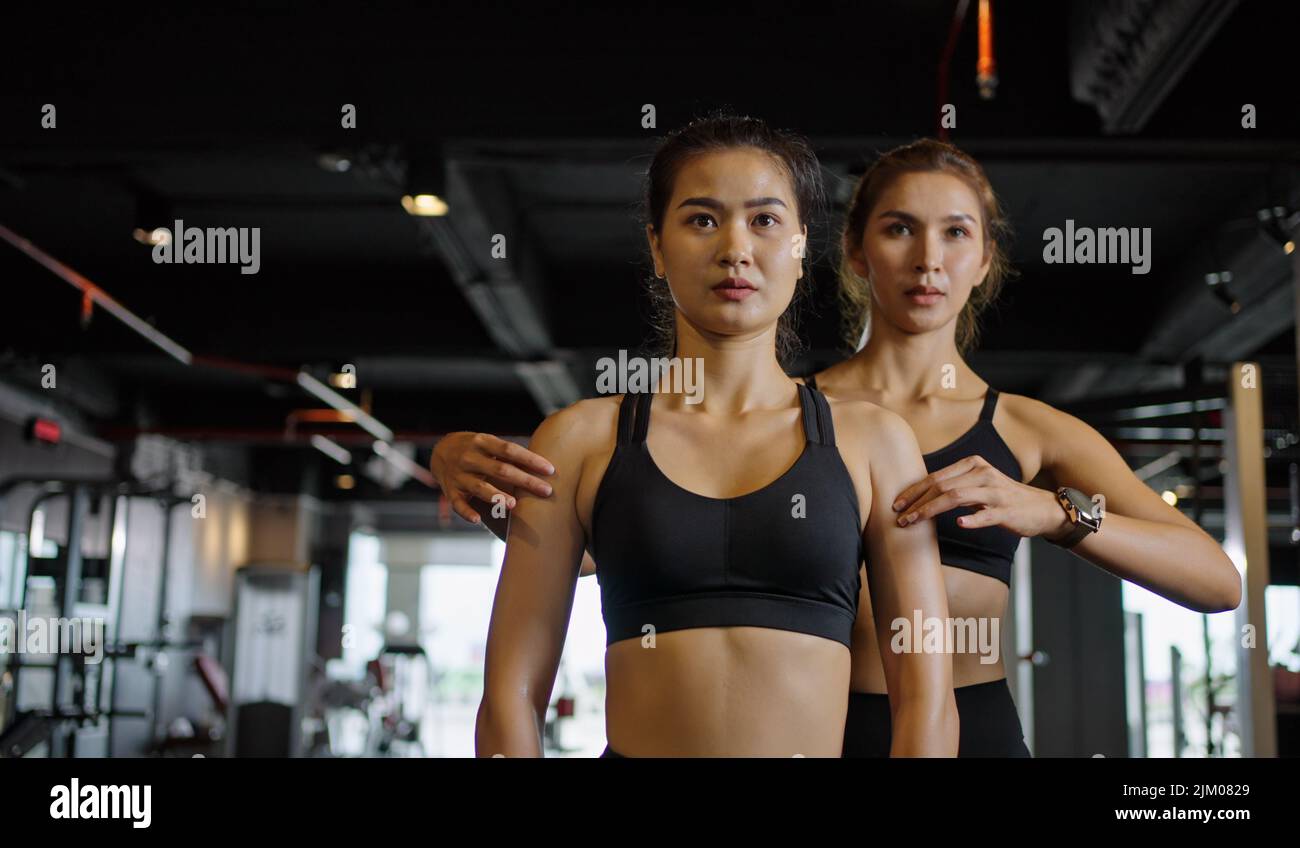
[847,170,990,337]
[647,147,806,345]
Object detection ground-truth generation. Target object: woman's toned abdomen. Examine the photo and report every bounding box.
[604,626,851,757]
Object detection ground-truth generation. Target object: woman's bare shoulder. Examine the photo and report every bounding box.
[826,397,921,466]
[529,395,625,460]
[996,391,1083,438]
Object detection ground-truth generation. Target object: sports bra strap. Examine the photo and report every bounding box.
[615,393,640,445]
[630,391,653,443]
[798,384,820,445]
[979,388,1000,422]
[799,383,836,447]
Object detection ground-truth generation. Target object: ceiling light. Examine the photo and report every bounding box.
[401,194,449,217]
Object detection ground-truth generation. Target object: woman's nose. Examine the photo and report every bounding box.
[718,226,753,267]
[914,232,943,273]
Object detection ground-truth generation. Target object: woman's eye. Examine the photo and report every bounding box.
[689,214,716,228]
[752,212,778,228]
[949,226,969,238]
[888,222,911,235]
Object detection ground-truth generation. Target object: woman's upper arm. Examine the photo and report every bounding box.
[855,408,952,694]
[1030,399,1201,530]
[481,403,594,714]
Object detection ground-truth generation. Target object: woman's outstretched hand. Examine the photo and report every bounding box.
[892,455,1074,541]
[429,432,557,525]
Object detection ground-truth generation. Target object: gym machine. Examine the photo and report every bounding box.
[0,476,216,757]
[226,562,319,757]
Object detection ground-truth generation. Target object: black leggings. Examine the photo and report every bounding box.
[842,678,1031,757]
[599,679,1029,757]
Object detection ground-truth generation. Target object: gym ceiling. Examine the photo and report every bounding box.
[1,3,1297,530]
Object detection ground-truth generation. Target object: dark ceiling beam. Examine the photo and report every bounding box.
[427,161,551,358]
[514,360,583,416]
[1038,362,1124,406]
[1040,202,1297,405]
[423,160,581,413]
[453,137,1300,166]
[1068,0,1241,134]
[1038,362,1186,406]
[1188,276,1293,363]
[0,356,123,422]
[1140,227,1295,365]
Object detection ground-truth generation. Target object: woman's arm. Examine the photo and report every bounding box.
[857,407,959,757]
[894,398,1241,613]
[475,405,593,756]
[430,432,599,577]
[1030,402,1241,612]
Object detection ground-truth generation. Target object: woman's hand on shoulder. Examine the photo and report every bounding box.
[430,431,558,525]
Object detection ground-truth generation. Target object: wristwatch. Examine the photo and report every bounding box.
[1047,487,1102,548]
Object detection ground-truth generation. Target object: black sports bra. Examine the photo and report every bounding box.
[805,374,1023,586]
[590,384,863,648]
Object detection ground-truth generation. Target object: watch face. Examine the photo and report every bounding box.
[1063,488,1100,528]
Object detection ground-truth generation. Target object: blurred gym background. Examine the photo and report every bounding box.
[0,3,1297,757]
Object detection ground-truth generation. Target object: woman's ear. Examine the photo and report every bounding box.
[975,241,992,288]
[796,224,808,280]
[844,235,869,279]
[646,224,665,279]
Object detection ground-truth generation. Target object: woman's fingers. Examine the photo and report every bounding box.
[466,452,553,498]
[892,456,984,512]
[956,508,1004,529]
[895,469,982,517]
[899,486,1000,525]
[465,476,515,510]
[448,493,482,525]
[895,481,941,517]
[480,434,556,476]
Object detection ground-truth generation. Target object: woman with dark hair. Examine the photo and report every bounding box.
[472,116,956,757]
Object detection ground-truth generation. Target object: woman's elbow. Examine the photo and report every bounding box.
[893,689,959,757]
[938,692,959,753]
[1198,545,1242,613]
[475,691,523,757]
[927,693,959,754]
[474,696,499,757]
[476,686,546,757]
[1175,534,1243,613]
[1211,562,1242,613]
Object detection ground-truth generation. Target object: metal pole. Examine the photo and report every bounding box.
[1172,646,1184,758]
[106,494,128,758]
[50,485,88,757]
[150,498,175,750]
[1192,404,1216,756]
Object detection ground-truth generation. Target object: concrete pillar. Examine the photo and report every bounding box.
[1224,361,1276,757]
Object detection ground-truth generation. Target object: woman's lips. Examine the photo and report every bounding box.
[905,286,944,306]
[713,278,757,301]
